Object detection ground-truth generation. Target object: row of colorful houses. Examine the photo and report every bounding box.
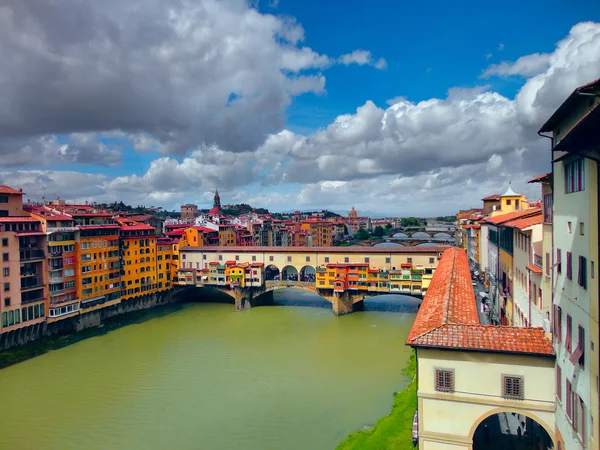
[457,77,600,450]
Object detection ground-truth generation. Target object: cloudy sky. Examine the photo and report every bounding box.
[1,0,599,216]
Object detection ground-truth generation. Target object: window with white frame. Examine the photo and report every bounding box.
[565,158,585,193]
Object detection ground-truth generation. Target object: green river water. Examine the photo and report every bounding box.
[0,294,416,450]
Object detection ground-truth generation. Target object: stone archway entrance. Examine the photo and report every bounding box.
[472,409,555,450]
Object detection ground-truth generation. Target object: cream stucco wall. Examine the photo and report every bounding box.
[478,224,489,281]
[416,348,556,449]
[553,155,595,450]
[180,248,443,275]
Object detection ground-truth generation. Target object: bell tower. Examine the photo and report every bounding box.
[213,189,221,210]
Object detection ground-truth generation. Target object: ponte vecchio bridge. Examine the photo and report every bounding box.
[177,245,450,315]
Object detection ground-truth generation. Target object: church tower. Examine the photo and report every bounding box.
[213,189,221,210]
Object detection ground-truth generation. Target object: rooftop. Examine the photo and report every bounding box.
[0,217,40,223]
[503,211,543,230]
[406,247,553,357]
[527,173,551,184]
[481,194,501,201]
[482,208,541,226]
[181,245,450,254]
[501,183,520,197]
[0,185,24,195]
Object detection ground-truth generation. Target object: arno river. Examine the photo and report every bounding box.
[0,292,417,450]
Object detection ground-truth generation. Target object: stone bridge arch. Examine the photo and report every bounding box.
[281,265,299,281]
[469,407,555,449]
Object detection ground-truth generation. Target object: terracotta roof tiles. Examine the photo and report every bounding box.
[0,185,24,195]
[483,208,541,226]
[503,213,542,230]
[406,247,554,357]
[481,194,501,201]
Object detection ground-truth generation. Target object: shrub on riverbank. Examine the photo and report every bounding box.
[336,351,417,450]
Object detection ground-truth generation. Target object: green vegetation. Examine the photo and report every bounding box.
[98,201,180,218]
[354,229,370,240]
[336,351,417,450]
[0,304,184,370]
[434,215,456,223]
[400,217,425,228]
[372,225,384,237]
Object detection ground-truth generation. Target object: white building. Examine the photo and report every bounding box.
[538,78,599,450]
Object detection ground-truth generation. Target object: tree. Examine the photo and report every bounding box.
[372,226,384,237]
[385,223,392,229]
[354,228,370,240]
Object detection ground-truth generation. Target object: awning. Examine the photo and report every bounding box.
[569,345,584,365]
[527,265,543,274]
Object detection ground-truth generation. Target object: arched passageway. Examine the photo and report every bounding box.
[264,264,280,281]
[416,242,438,247]
[281,265,299,281]
[433,232,452,239]
[393,232,408,238]
[374,242,404,247]
[472,411,554,450]
[299,265,315,282]
[269,288,332,309]
[412,231,430,239]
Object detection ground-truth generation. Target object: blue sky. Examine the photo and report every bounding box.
[1,0,599,215]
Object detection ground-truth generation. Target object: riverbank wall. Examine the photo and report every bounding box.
[336,351,417,450]
[0,286,194,354]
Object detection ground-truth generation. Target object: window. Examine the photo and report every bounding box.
[1,238,7,247]
[2,253,8,262]
[546,253,550,276]
[579,222,584,235]
[429,257,434,264]
[4,297,10,307]
[364,257,370,263]
[502,375,524,400]
[407,257,412,264]
[566,314,573,353]
[306,256,310,262]
[3,267,8,276]
[577,256,588,289]
[566,252,572,280]
[434,368,454,393]
[565,158,585,193]
[0,195,7,203]
[592,261,595,279]
[506,199,512,206]
[566,379,573,422]
[235,255,239,261]
[182,254,186,260]
[556,365,562,402]
[385,257,391,264]
[567,221,572,234]
[569,325,585,367]
[557,249,562,274]
[218,255,223,261]
[287,256,292,262]
[344,257,349,263]
[515,199,520,209]
[324,257,329,263]
[3,282,9,291]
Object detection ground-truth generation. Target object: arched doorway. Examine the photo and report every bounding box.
[264,264,280,281]
[472,410,555,449]
[299,265,315,282]
[281,265,298,281]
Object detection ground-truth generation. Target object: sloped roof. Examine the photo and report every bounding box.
[503,212,543,230]
[0,185,24,195]
[481,194,501,201]
[406,247,554,357]
[484,208,541,226]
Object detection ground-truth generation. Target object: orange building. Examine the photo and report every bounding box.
[119,222,158,298]
[71,213,122,313]
[26,206,80,322]
[156,238,173,291]
[300,219,333,247]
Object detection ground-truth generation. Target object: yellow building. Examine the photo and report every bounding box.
[489,184,530,217]
[499,247,514,326]
[407,247,556,449]
[72,214,122,313]
[300,220,333,247]
[119,222,158,299]
[156,238,173,291]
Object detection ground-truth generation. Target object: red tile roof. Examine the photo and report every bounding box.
[0,185,24,195]
[483,208,541,226]
[121,223,156,231]
[528,173,551,184]
[166,229,185,236]
[128,214,153,222]
[481,194,501,201]
[527,265,543,274]
[78,225,121,230]
[15,232,45,237]
[503,212,542,230]
[406,247,554,357]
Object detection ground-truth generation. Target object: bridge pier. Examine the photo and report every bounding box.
[319,290,366,316]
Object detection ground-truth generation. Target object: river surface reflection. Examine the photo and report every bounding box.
[0,291,416,450]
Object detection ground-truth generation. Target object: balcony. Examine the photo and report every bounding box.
[49,275,64,284]
[20,268,38,277]
[21,289,45,304]
[20,249,45,261]
[534,254,543,269]
[21,277,44,290]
